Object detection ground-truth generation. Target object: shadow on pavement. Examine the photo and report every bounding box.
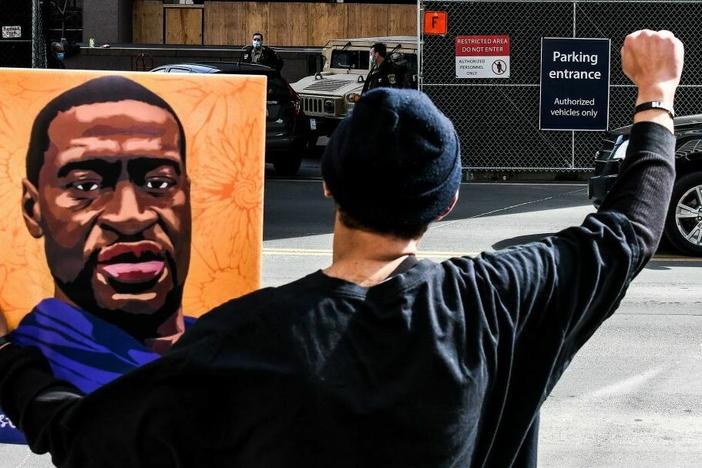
[264,163,592,242]
[646,259,702,270]
[492,233,556,250]
[491,232,702,270]
[265,156,324,180]
[263,176,335,241]
[445,184,590,221]
[646,238,702,269]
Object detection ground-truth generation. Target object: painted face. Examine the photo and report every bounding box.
[28,100,191,323]
[253,37,262,48]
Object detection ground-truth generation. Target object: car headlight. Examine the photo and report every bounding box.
[324,99,335,113]
[611,139,629,160]
[345,93,361,104]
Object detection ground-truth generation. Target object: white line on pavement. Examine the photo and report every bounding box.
[262,248,701,262]
[587,367,664,398]
[269,178,587,187]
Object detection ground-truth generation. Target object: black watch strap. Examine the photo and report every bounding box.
[634,101,675,119]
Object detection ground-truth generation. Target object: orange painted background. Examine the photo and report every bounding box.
[0,69,266,329]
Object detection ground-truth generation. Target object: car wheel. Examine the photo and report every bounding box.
[273,154,302,177]
[664,171,702,256]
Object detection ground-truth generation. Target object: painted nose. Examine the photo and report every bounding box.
[100,182,158,235]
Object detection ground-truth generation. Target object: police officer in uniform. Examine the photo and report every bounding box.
[362,43,405,93]
[242,33,283,71]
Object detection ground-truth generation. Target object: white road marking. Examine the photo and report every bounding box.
[263,248,701,262]
[270,178,587,187]
[587,367,664,398]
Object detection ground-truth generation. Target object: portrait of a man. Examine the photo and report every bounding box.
[0,71,266,443]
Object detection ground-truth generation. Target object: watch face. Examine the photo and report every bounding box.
[636,101,674,117]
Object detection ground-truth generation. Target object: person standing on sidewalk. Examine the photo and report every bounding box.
[242,32,283,71]
[0,30,683,468]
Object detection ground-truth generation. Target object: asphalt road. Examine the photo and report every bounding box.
[2,164,701,467]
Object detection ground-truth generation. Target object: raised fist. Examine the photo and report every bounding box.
[621,30,684,106]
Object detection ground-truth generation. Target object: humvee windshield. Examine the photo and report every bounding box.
[330,50,370,70]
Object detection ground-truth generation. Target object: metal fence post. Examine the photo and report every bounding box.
[32,0,47,68]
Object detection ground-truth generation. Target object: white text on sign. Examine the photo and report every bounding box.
[455,35,511,79]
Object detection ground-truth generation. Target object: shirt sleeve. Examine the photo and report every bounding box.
[0,334,223,467]
[598,121,677,261]
[449,122,675,458]
[466,121,675,395]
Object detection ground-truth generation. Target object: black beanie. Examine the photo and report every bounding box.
[322,88,462,231]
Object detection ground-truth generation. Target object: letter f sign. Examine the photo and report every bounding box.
[423,11,447,35]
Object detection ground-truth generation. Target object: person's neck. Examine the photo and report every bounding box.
[323,215,418,287]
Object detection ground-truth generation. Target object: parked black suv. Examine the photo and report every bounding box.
[151,62,309,176]
[589,115,702,255]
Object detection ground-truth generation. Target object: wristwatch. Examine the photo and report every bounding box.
[634,101,675,119]
[0,334,10,351]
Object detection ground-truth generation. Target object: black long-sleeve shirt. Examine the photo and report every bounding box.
[0,122,675,467]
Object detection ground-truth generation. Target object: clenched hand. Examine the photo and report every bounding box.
[621,30,684,131]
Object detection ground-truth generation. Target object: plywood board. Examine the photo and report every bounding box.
[136,1,416,47]
[133,0,163,44]
[242,2,269,46]
[165,7,203,45]
[268,3,309,46]
[309,3,347,46]
[347,3,390,38]
[204,1,245,45]
[388,4,417,37]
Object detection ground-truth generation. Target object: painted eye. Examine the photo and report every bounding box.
[72,181,100,192]
[145,179,174,191]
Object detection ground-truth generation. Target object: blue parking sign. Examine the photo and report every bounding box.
[539,38,610,131]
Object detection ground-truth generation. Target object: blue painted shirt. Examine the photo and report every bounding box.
[0,298,194,444]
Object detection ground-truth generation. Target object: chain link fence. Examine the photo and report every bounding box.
[420,0,702,172]
[0,0,82,69]
[0,0,35,67]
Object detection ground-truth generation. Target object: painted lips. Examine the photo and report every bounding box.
[97,241,166,284]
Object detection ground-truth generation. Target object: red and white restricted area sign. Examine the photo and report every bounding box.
[455,35,510,79]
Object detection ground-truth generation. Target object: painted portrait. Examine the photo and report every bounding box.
[0,69,266,443]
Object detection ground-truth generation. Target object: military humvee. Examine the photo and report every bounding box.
[291,36,418,145]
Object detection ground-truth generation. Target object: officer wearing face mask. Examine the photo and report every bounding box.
[362,42,406,94]
[242,32,283,71]
[47,41,66,69]
[47,38,80,70]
